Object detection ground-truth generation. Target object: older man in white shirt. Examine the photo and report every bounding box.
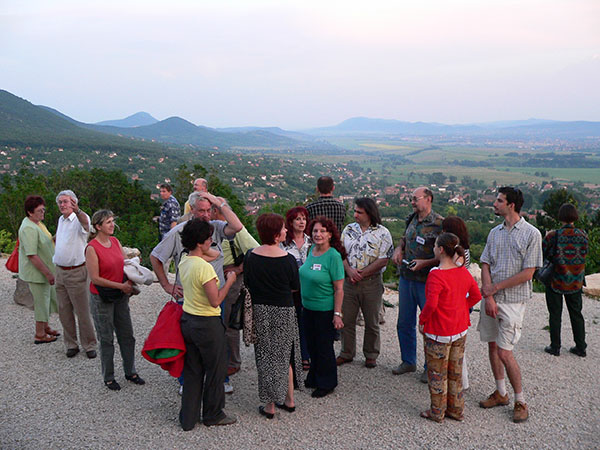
[53,190,97,359]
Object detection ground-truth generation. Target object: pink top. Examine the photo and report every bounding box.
[419,266,482,336]
[87,236,124,295]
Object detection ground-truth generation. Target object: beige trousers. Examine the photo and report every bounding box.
[56,265,97,351]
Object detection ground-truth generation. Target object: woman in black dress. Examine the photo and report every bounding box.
[244,213,303,419]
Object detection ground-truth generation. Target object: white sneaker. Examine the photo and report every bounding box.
[178,385,183,396]
[224,382,233,394]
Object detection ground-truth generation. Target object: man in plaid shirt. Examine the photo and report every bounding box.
[478,187,542,423]
[306,176,346,234]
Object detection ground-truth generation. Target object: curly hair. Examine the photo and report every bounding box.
[307,216,347,260]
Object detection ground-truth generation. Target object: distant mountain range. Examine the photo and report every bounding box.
[0,90,336,152]
[308,117,600,140]
[2,89,600,157]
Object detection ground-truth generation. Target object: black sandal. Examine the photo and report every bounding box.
[275,403,295,413]
[125,374,146,385]
[258,406,274,419]
[105,380,121,391]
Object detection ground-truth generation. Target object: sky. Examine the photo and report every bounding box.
[2,0,599,129]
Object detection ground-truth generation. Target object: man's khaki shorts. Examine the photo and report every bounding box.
[477,298,526,351]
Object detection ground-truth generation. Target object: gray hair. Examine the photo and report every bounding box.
[56,190,78,205]
[188,191,210,209]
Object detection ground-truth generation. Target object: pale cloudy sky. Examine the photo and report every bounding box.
[1,0,599,128]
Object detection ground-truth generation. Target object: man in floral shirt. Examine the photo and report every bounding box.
[337,197,393,369]
[159,183,180,241]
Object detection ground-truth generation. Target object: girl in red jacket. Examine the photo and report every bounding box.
[419,232,481,423]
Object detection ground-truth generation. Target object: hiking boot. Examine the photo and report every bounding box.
[392,362,416,375]
[513,401,529,423]
[479,390,509,408]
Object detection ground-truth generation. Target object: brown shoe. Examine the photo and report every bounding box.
[479,390,509,408]
[336,356,353,366]
[365,358,377,368]
[513,401,529,423]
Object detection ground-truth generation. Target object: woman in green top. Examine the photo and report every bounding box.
[18,195,59,344]
[299,216,346,398]
[178,218,238,431]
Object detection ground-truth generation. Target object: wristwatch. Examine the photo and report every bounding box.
[333,311,343,318]
[219,201,228,209]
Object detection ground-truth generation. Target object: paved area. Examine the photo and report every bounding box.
[1,266,599,449]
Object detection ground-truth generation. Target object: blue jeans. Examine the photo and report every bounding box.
[396,277,427,366]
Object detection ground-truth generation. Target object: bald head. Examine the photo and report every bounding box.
[411,186,433,218]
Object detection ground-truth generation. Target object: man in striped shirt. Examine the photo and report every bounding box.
[478,187,542,423]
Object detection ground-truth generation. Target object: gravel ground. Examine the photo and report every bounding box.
[1,261,599,449]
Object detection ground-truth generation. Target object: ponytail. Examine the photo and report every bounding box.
[436,232,465,260]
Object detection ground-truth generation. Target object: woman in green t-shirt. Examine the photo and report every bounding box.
[299,216,346,398]
[178,219,237,431]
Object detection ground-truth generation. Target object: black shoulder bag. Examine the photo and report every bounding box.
[227,239,246,330]
[535,230,559,286]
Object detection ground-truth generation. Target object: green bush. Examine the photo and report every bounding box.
[0,229,16,254]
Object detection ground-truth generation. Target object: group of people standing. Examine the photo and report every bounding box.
[15,176,589,430]
[390,186,588,424]
[18,192,143,391]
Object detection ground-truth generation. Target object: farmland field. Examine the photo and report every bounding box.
[281,138,600,186]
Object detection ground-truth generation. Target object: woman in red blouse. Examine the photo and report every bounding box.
[419,233,481,423]
[85,210,144,391]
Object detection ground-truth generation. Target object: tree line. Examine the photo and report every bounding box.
[1,167,598,278]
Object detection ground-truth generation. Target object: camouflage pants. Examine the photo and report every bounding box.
[424,335,466,421]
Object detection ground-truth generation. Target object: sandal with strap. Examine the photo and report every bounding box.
[45,328,61,337]
[34,334,58,344]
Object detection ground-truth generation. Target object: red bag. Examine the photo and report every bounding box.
[141,301,186,377]
[5,239,19,273]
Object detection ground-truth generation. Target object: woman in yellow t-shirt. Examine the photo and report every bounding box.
[178,218,237,431]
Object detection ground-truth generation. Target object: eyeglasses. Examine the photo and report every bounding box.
[411,196,426,202]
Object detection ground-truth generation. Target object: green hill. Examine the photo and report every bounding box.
[0,90,166,153]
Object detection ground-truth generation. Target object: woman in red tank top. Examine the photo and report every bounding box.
[85,209,145,391]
